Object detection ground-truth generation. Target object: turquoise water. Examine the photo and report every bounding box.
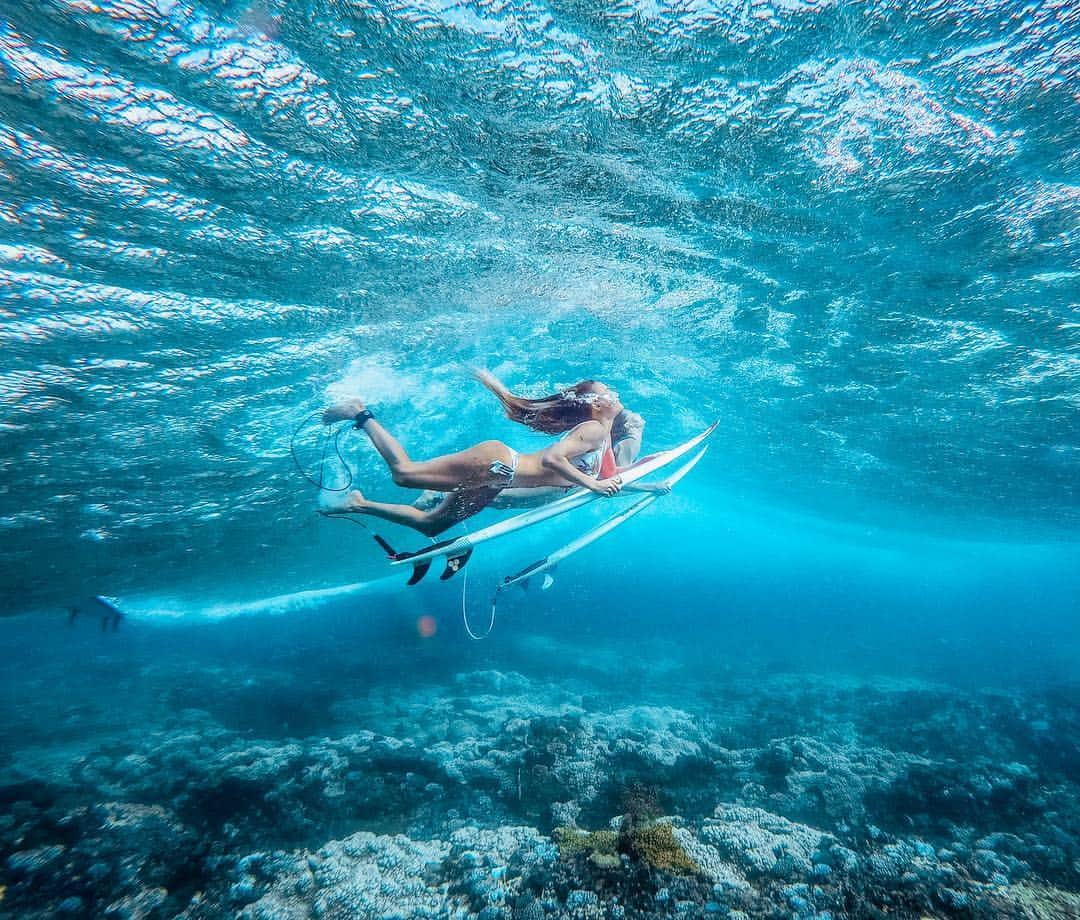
[1,0,1078,917]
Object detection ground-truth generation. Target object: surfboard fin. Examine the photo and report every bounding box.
[407,559,432,586]
[440,548,474,581]
[541,573,555,591]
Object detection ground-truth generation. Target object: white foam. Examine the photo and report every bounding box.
[121,580,377,622]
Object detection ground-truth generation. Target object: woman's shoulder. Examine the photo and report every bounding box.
[565,419,606,443]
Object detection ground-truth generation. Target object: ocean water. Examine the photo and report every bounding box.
[1,0,1078,917]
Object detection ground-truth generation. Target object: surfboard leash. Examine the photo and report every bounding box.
[290,410,357,493]
[291,410,372,531]
[455,521,497,640]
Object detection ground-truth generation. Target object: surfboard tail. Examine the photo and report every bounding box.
[374,533,465,586]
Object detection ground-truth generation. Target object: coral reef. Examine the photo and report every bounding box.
[1,643,1079,918]
[699,805,832,879]
[553,826,618,860]
[623,821,700,875]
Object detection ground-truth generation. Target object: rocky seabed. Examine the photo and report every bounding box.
[2,668,1079,919]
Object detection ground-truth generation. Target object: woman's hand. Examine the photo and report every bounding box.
[592,475,623,497]
[322,398,367,425]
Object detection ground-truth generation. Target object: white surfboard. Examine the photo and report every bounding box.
[380,421,718,584]
[499,445,709,592]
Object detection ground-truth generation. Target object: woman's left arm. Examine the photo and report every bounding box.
[612,409,645,468]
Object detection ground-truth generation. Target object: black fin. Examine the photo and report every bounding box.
[440,548,474,581]
[504,559,544,588]
[407,559,432,586]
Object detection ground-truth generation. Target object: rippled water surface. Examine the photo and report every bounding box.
[1,0,1078,612]
[3,5,1080,919]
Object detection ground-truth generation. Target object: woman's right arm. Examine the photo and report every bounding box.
[541,425,623,495]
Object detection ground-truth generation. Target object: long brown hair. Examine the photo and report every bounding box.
[475,372,601,434]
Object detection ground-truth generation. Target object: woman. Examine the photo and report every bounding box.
[319,374,626,536]
[410,373,648,511]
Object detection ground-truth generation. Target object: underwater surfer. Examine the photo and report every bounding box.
[413,372,647,511]
[319,375,628,536]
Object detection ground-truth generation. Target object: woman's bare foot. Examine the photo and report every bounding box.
[322,398,367,425]
[318,489,367,515]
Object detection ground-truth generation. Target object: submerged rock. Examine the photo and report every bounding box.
[699,805,830,879]
[240,832,453,920]
[986,881,1080,919]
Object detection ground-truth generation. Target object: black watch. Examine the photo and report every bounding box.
[353,409,374,429]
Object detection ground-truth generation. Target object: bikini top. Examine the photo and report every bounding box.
[564,424,618,479]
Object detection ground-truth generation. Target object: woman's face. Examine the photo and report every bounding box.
[590,383,623,418]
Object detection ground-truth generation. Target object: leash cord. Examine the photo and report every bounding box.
[457,521,497,639]
[290,411,355,492]
[291,410,369,529]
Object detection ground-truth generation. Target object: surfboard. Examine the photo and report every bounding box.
[379,421,718,584]
[498,445,709,592]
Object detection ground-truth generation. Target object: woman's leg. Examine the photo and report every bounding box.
[326,400,512,490]
[357,418,510,491]
[322,486,503,537]
[356,418,411,473]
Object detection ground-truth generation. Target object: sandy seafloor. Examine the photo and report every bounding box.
[2,596,1079,920]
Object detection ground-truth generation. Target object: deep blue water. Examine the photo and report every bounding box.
[1,0,1078,917]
